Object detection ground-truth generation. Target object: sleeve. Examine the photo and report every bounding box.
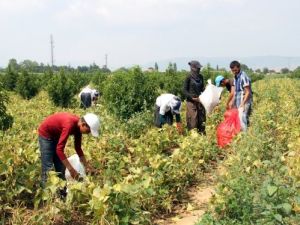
[242,74,250,87]
[201,75,205,92]
[78,88,84,98]
[159,103,168,115]
[175,114,181,123]
[56,124,72,161]
[183,76,194,101]
[74,132,84,157]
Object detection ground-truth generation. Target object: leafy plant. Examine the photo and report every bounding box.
[16,70,39,99]
[46,70,77,107]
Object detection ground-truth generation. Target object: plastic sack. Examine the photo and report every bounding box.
[217,109,241,148]
[65,154,86,181]
[199,79,223,114]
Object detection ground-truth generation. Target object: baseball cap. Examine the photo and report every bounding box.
[188,60,202,69]
[83,113,100,137]
[215,75,225,87]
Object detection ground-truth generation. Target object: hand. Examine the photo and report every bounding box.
[69,168,80,180]
[176,122,184,135]
[192,97,200,103]
[227,101,233,110]
[239,105,245,112]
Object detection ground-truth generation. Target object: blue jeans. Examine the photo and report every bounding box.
[240,102,252,131]
[38,136,66,188]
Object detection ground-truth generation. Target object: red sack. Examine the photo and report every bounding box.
[217,109,241,148]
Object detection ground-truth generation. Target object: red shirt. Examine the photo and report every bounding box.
[38,112,84,161]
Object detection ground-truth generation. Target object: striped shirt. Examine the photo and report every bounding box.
[233,71,252,107]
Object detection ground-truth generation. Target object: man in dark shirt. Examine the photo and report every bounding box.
[38,112,100,187]
[183,60,206,134]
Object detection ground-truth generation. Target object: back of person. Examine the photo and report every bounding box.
[156,93,175,109]
[79,86,93,109]
[38,112,80,140]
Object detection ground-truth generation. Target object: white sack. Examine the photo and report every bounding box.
[199,79,223,114]
[65,154,86,181]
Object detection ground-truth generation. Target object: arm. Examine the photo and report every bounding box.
[158,103,168,126]
[183,77,194,101]
[240,86,251,109]
[227,85,235,109]
[201,75,205,92]
[56,125,79,179]
[175,114,183,134]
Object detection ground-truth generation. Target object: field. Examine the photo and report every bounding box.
[0,75,300,224]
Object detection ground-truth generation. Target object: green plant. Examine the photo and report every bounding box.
[46,70,77,107]
[0,82,13,131]
[16,70,39,100]
[102,67,157,120]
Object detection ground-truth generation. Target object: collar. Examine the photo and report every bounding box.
[234,70,242,79]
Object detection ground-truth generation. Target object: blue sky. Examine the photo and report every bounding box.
[0,0,299,69]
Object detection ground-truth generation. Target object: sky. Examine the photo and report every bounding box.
[0,0,299,69]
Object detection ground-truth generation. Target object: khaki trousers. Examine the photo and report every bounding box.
[186,101,206,134]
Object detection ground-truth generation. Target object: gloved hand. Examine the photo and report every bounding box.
[176,122,184,135]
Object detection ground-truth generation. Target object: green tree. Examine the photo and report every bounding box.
[154,62,159,71]
[16,70,39,99]
[0,82,13,131]
[8,58,19,72]
[281,67,290,74]
[47,70,76,107]
[2,64,18,90]
[102,67,157,120]
[20,60,39,72]
[173,63,177,72]
[263,67,269,74]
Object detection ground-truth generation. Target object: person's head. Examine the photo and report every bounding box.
[230,60,241,75]
[92,90,99,102]
[215,75,225,87]
[188,60,202,73]
[78,113,100,137]
[170,96,182,114]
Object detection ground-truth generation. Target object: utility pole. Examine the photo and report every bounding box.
[105,54,108,69]
[50,34,54,67]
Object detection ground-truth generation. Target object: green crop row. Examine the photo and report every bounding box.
[198,78,300,225]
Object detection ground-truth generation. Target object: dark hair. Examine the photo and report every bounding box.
[230,61,240,69]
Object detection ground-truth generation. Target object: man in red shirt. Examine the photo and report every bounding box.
[38,112,100,187]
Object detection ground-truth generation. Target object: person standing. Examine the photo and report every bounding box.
[38,112,100,189]
[227,61,253,131]
[183,60,206,134]
[154,93,183,133]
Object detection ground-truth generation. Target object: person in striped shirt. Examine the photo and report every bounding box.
[227,61,253,131]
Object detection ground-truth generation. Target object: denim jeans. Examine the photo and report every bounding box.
[38,136,66,188]
[240,102,252,131]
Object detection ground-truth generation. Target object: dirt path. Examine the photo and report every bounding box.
[155,172,216,225]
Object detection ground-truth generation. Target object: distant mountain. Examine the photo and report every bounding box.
[144,56,300,71]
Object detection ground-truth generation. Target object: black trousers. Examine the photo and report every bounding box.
[80,93,92,109]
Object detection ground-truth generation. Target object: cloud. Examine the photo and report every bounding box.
[0,0,48,13]
[55,0,245,26]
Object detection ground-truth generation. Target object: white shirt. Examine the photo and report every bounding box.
[156,94,178,115]
[79,86,98,99]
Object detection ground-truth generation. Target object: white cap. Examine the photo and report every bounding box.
[83,113,100,137]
